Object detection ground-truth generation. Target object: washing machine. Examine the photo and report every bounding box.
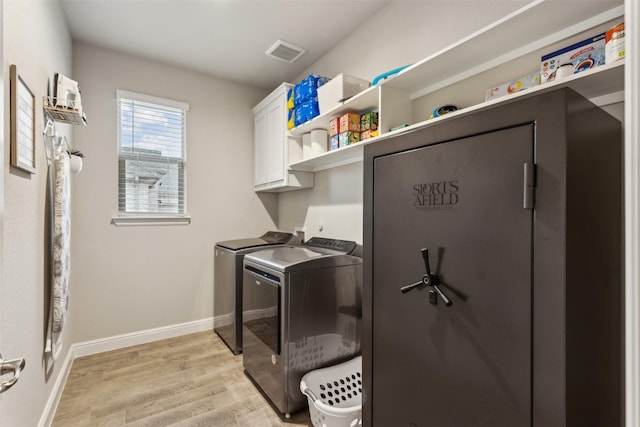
[214,231,300,354]
[242,237,362,417]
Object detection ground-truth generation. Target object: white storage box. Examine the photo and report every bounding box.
[318,74,370,114]
[300,355,362,427]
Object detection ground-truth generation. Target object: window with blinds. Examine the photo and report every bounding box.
[116,90,189,218]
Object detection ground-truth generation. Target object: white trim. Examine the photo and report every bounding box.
[72,317,214,358]
[115,89,189,111]
[111,215,191,226]
[626,1,639,426]
[37,348,75,427]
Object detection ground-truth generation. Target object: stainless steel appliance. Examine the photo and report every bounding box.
[363,88,622,426]
[242,237,362,417]
[214,231,300,354]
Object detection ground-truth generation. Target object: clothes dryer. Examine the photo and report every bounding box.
[214,231,299,354]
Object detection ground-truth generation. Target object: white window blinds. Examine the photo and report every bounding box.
[116,90,189,217]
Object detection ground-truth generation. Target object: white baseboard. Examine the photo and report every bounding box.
[38,345,75,427]
[39,317,215,426]
[73,317,214,358]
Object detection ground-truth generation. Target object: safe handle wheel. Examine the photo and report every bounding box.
[400,248,453,306]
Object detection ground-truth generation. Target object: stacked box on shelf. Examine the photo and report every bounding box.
[339,113,360,148]
[339,113,360,132]
[291,74,329,128]
[339,131,360,147]
[329,117,340,150]
[287,87,295,130]
[360,111,378,140]
[327,111,380,150]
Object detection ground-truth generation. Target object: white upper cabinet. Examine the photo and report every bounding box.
[252,83,313,192]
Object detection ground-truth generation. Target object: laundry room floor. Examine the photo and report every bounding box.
[52,330,311,426]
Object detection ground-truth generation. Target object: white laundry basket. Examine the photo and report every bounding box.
[300,355,362,427]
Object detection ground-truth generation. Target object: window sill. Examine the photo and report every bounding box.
[111,216,191,227]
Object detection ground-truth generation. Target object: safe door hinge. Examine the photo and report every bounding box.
[523,162,536,210]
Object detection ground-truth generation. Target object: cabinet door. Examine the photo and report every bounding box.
[371,125,534,426]
[266,100,285,184]
[254,109,268,186]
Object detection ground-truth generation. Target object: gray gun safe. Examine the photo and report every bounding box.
[363,88,622,426]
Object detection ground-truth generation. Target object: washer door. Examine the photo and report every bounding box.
[243,265,281,355]
[371,125,534,426]
[242,263,286,414]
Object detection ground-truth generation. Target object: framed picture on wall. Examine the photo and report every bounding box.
[10,64,36,174]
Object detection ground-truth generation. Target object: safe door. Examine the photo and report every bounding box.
[371,125,534,426]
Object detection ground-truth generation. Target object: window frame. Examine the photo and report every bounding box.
[112,90,191,226]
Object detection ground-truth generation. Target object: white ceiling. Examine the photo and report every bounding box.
[60,0,392,90]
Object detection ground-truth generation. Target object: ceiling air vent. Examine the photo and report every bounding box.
[265,39,306,63]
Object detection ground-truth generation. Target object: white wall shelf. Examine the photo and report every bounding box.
[289,60,625,173]
[43,96,87,125]
[287,0,625,174]
[383,1,624,100]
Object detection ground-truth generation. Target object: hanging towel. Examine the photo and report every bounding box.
[45,150,71,360]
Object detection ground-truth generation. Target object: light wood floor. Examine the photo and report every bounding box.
[52,330,311,426]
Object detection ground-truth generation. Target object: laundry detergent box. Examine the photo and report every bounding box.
[540,33,606,84]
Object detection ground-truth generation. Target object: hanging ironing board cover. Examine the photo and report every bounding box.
[52,150,71,332]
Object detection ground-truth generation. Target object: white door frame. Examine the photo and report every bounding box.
[626,1,640,426]
[0,0,5,422]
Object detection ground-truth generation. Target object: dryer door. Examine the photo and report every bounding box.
[371,125,534,426]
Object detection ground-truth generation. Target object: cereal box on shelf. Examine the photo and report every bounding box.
[540,33,605,84]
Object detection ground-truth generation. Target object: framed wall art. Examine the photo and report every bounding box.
[10,64,36,174]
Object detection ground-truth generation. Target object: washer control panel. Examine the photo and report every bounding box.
[304,237,357,254]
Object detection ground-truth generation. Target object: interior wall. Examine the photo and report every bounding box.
[278,0,529,243]
[70,43,273,342]
[278,162,363,242]
[1,1,73,426]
